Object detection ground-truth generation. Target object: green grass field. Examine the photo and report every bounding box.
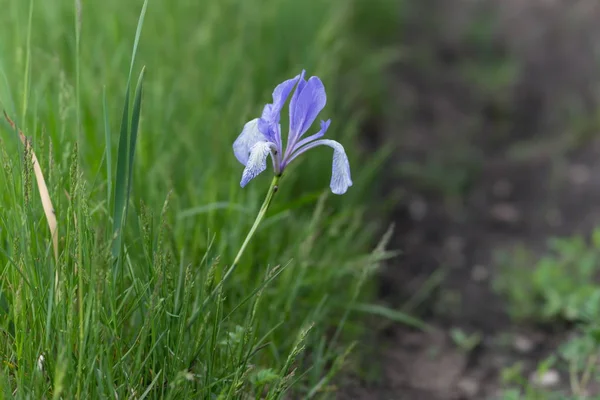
[0,0,397,398]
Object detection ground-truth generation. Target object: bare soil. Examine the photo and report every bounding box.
[344,1,600,398]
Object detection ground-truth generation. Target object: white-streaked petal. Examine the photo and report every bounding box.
[240,141,276,188]
[233,119,266,165]
[326,140,353,195]
[287,139,352,195]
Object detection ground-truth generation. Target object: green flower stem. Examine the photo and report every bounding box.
[189,175,280,327]
[231,175,280,270]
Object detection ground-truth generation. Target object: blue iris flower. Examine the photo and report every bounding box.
[233,70,353,195]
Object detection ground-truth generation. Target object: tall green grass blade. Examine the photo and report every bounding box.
[110,0,148,260]
[111,83,131,259]
[138,370,162,400]
[74,0,82,142]
[127,0,148,77]
[353,303,429,331]
[103,87,112,210]
[125,67,145,221]
[21,0,34,120]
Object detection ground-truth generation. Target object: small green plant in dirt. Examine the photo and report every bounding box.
[495,228,600,398]
[498,317,600,399]
[494,228,600,323]
[450,327,482,353]
[498,356,564,400]
[560,323,600,397]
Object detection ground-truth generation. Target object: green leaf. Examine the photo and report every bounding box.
[125,67,146,225]
[103,86,112,213]
[110,0,149,262]
[111,81,131,258]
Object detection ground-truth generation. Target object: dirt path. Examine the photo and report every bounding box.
[344,1,600,398]
[349,140,600,399]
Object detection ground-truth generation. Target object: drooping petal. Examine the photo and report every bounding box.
[327,141,353,195]
[292,119,331,151]
[240,141,276,188]
[233,118,267,165]
[288,139,352,195]
[288,76,327,145]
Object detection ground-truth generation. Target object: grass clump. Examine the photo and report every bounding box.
[0,0,397,398]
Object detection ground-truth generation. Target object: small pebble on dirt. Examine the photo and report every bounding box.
[512,335,535,353]
[531,369,560,388]
[457,377,479,397]
[490,203,520,224]
[471,265,489,282]
[444,235,465,253]
[568,164,591,185]
[409,198,428,221]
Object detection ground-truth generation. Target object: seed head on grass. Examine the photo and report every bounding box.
[22,140,31,206]
[233,70,353,195]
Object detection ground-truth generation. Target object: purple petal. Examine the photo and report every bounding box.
[288,70,307,123]
[327,141,353,195]
[261,104,274,122]
[287,139,352,195]
[233,119,267,165]
[258,115,276,143]
[258,118,284,154]
[288,76,327,146]
[292,119,331,151]
[240,141,276,188]
[266,73,302,124]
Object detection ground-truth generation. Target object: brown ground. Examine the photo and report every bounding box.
[344,1,600,398]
